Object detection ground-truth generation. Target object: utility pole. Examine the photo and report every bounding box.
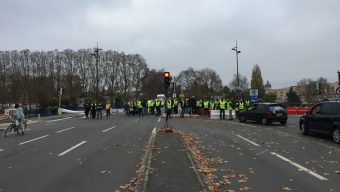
[92,43,102,105]
[232,41,241,96]
[338,70,340,85]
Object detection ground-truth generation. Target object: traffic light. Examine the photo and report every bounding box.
[163,72,170,88]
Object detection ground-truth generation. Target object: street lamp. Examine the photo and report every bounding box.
[91,43,102,105]
[231,40,241,92]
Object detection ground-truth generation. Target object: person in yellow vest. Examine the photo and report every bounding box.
[245,98,250,110]
[105,101,111,118]
[165,98,172,121]
[155,99,161,116]
[147,99,152,114]
[219,98,226,120]
[137,99,143,116]
[97,102,103,119]
[227,99,234,120]
[196,99,200,115]
[151,99,155,115]
[214,98,219,110]
[236,99,245,118]
[203,97,210,117]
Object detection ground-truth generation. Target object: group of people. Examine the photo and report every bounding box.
[124,96,251,120]
[84,101,111,119]
[124,98,162,116]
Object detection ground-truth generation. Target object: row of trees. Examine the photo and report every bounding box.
[1,48,334,111]
[0,49,148,110]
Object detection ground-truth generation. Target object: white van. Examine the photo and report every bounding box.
[156,94,165,106]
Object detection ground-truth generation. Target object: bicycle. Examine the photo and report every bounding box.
[4,117,26,137]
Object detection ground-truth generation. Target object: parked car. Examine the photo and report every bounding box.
[299,101,340,144]
[238,103,288,125]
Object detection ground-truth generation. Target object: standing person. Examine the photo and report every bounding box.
[105,101,111,118]
[84,103,91,119]
[227,99,234,120]
[91,103,97,119]
[97,102,103,119]
[165,98,172,121]
[219,98,226,120]
[180,99,186,118]
[137,99,143,116]
[203,97,210,117]
[155,99,161,116]
[15,104,25,134]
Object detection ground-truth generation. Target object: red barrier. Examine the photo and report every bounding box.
[285,107,309,115]
[0,114,10,121]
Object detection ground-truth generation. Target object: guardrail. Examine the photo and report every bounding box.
[286,107,309,115]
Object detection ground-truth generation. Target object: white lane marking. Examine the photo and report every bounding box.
[19,135,49,145]
[56,127,75,133]
[102,126,116,133]
[0,149,4,152]
[157,117,161,122]
[58,141,87,156]
[152,127,156,134]
[46,117,73,123]
[230,122,257,128]
[237,135,260,147]
[271,152,328,181]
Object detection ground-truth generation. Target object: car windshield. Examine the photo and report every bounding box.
[269,105,285,112]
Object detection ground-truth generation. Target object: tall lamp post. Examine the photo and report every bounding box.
[91,43,102,105]
[231,41,241,93]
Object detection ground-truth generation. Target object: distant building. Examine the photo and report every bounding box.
[267,82,339,104]
[264,80,272,91]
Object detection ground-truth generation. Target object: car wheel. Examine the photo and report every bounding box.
[239,116,246,122]
[280,121,287,125]
[261,118,268,125]
[300,121,308,135]
[332,127,340,144]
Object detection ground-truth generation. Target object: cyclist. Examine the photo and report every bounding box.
[15,104,25,134]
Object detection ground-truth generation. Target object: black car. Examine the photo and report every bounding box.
[238,103,288,125]
[299,101,340,144]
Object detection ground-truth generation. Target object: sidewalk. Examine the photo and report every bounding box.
[146,131,202,192]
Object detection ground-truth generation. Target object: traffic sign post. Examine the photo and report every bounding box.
[336,87,340,96]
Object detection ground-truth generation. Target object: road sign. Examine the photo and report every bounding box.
[336,87,340,96]
[249,95,258,102]
[250,89,258,96]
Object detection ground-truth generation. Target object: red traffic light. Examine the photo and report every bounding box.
[164,72,170,78]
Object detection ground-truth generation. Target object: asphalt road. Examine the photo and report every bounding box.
[0,114,339,192]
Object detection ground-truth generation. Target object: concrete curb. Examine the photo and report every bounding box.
[178,131,211,192]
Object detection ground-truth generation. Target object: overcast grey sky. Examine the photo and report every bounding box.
[1,0,339,89]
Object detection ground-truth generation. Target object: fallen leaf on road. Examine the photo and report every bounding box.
[238,179,247,183]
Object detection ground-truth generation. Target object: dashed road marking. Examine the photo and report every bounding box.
[237,135,260,146]
[102,126,116,133]
[46,117,73,123]
[56,127,75,133]
[19,135,49,145]
[157,117,161,122]
[58,141,87,156]
[271,152,328,181]
[0,149,4,152]
[230,122,257,128]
